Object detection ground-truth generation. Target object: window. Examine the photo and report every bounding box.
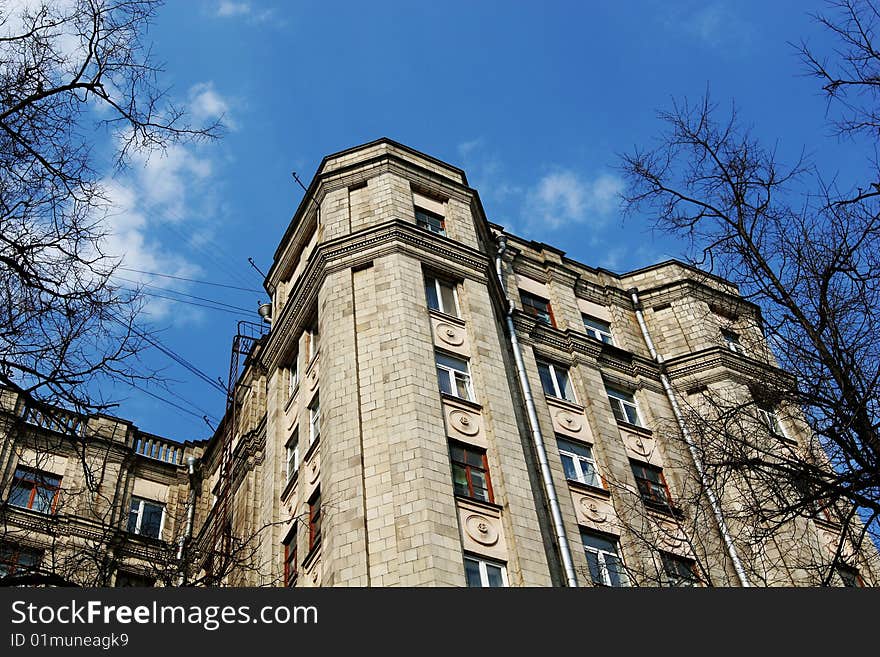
[537,361,576,402]
[660,552,700,587]
[288,356,299,398]
[721,329,742,354]
[115,571,155,587]
[309,396,320,445]
[581,530,628,587]
[557,438,602,488]
[127,497,165,539]
[0,543,41,581]
[283,530,298,587]
[415,207,446,235]
[837,564,864,587]
[308,490,321,552]
[8,467,61,514]
[758,406,786,438]
[463,556,507,587]
[520,290,555,326]
[449,442,493,503]
[583,315,613,344]
[631,461,674,511]
[286,430,300,482]
[435,352,474,401]
[606,387,641,426]
[424,276,459,317]
[304,324,319,364]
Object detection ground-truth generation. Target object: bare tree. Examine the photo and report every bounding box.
[620,0,880,583]
[0,0,219,420]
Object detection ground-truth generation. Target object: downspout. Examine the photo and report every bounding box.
[628,288,750,587]
[177,456,199,585]
[495,235,579,587]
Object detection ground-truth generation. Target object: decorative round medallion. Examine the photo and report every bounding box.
[555,410,582,432]
[311,570,319,584]
[464,514,499,546]
[658,530,686,550]
[308,367,319,391]
[449,409,479,436]
[632,435,653,457]
[579,497,608,523]
[436,322,465,346]
[309,459,320,484]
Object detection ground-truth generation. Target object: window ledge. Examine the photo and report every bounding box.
[615,421,652,437]
[566,479,611,498]
[544,395,584,413]
[281,471,299,501]
[303,438,320,463]
[284,384,300,412]
[302,542,321,570]
[439,392,482,411]
[645,501,686,520]
[428,308,465,326]
[454,495,503,513]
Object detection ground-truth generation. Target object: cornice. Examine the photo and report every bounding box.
[264,220,490,367]
[664,347,795,388]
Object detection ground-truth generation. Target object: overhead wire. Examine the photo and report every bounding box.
[117,267,263,293]
[107,313,228,396]
[114,276,256,315]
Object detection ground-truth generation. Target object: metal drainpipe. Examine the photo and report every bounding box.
[628,288,750,587]
[177,456,199,585]
[495,235,579,587]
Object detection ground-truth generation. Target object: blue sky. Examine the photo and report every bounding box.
[99,0,869,440]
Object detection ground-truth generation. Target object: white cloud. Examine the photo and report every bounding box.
[676,3,752,51]
[525,170,623,230]
[97,82,235,322]
[216,1,251,17]
[213,1,279,25]
[189,82,235,129]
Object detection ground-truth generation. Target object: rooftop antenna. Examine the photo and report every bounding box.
[291,171,309,193]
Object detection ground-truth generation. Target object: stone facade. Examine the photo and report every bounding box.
[1,138,877,587]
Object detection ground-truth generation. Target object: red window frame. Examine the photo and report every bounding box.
[450,443,494,503]
[519,290,556,327]
[283,536,298,587]
[0,543,41,579]
[9,467,61,514]
[631,461,674,510]
[308,491,321,552]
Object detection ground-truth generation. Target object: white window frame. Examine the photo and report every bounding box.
[463,555,508,588]
[758,406,786,439]
[660,552,701,587]
[606,387,642,427]
[722,329,743,354]
[538,361,577,403]
[425,276,460,317]
[415,206,446,235]
[558,439,602,488]
[581,530,628,587]
[286,429,300,481]
[309,397,321,445]
[582,314,614,344]
[288,357,299,399]
[435,352,475,402]
[128,497,165,540]
[304,325,319,365]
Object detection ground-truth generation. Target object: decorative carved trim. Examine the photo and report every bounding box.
[463,513,500,546]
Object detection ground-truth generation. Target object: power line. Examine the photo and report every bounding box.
[115,278,256,315]
[117,267,263,293]
[109,314,227,396]
[134,291,251,317]
[116,376,219,424]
